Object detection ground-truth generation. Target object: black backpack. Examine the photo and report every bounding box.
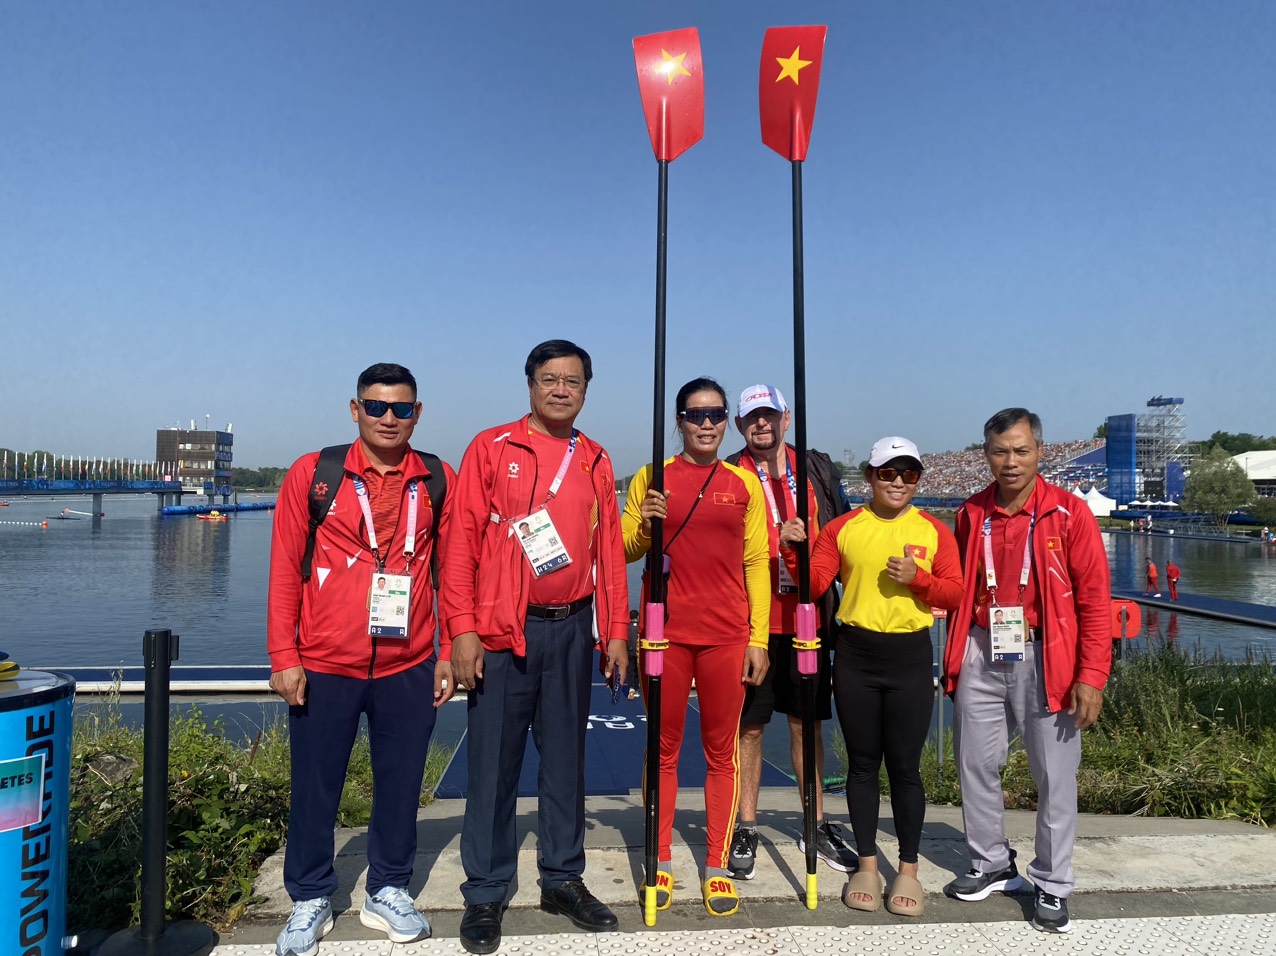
[299,444,447,587]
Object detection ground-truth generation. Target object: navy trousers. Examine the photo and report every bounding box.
[284,658,438,901]
[460,608,594,904]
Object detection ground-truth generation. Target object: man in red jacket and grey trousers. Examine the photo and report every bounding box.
[441,340,629,955]
[942,408,1111,935]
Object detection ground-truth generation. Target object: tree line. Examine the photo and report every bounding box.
[231,466,289,491]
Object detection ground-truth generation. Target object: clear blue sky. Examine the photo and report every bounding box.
[4,1,1273,473]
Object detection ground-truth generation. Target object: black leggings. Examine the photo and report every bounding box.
[833,624,934,864]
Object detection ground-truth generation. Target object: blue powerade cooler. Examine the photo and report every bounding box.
[0,671,74,955]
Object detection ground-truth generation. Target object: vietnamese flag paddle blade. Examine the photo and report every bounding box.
[759,25,828,161]
[633,27,705,162]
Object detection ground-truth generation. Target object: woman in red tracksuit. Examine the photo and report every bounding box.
[622,377,771,918]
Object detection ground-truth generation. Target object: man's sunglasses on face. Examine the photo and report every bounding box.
[679,407,729,426]
[358,399,416,420]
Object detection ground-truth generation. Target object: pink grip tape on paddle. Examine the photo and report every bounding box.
[642,605,666,676]
[796,603,819,675]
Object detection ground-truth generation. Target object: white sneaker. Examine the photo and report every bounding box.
[360,886,432,943]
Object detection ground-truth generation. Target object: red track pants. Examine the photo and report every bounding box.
[645,641,747,869]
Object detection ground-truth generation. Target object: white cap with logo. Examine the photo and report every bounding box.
[868,436,923,467]
[736,384,788,418]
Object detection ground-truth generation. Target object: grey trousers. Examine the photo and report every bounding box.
[953,626,1081,898]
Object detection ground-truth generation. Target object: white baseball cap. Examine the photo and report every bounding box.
[868,436,923,468]
[736,384,788,418]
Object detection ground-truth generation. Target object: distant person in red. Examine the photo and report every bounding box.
[1144,559,1160,597]
[1166,561,1180,601]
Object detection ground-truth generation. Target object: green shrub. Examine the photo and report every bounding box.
[68,701,452,932]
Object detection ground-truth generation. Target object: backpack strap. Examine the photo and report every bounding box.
[415,451,447,589]
[302,444,351,582]
[301,444,448,588]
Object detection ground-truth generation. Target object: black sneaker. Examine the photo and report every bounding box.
[944,849,1025,901]
[1032,888,1072,933]
[797,821,857,873]
[728,826,758,880]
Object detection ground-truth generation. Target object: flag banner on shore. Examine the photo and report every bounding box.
[759,23,829,911]
[631,25,706,927]
[759,25,827,162]
[633,28,704,162]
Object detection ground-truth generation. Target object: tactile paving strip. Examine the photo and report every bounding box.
[975,916,1205,956]
[1168,913,1276,956]
[211,944,394,956]
[598,927,800,956]
[207,915,1276,956]
[791,923,1002,955]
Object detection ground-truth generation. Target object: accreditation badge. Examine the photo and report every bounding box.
[513,508,573,577]
[368,571,412,638]
[989,605,1025,663]
[777,558,797,595]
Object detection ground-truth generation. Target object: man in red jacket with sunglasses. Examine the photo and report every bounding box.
[268,363,455,956]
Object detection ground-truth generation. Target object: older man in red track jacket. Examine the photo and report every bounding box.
[941,408,1111,936]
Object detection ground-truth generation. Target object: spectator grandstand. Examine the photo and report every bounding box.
[844,439,1106,503]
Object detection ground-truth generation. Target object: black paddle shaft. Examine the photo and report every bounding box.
[644,158,670,899]
[790,159,818,879]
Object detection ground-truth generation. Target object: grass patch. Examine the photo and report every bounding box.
[69,691,453,933]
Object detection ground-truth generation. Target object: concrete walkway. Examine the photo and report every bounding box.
[213,789,1276,955]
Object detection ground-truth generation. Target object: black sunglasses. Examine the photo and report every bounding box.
[358,399,417,420]
[875,466,921,484]
[679,407,729,426]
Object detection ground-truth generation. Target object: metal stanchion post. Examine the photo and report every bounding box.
[100,630,217,956]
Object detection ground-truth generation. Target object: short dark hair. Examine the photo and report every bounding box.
[525,340,593,383]
[357,363,417,399]
[983,407,1042,447]
[675,377,727,415]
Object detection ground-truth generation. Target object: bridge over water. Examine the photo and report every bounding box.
[0,477,218,512]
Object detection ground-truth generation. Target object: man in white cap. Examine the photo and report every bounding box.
[724,384,856,879]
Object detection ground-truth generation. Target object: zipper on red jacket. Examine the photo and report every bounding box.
[368,634,378,678]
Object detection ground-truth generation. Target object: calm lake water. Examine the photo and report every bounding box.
[1,494,1274,669]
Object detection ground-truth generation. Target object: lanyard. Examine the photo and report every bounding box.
[982,510,1034,603]
[540,429,578,506]
[353,475,420,571]
[754,452,798,527]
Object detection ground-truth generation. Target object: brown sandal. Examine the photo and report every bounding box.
[885,873,925,917]
[842,870,883,912]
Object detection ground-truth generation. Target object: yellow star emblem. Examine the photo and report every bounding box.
[659,48,691,86]
[775,46,813,85]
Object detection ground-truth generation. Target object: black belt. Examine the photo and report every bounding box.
[526,597,593,621]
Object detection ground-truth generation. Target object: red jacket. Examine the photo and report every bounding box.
[267,442,455,679]
[439,416,628,658]
[942,478,1111,712]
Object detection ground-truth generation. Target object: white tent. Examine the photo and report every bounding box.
[1083,486,1117,517]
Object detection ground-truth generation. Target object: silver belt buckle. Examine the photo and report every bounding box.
[543,604,570,621]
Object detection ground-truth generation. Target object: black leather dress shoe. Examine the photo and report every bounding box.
[540,880,619,932]
[459,901,505,955]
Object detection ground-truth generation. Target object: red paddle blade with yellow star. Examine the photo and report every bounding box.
[633,27,705,162]
[759,25,827,161]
